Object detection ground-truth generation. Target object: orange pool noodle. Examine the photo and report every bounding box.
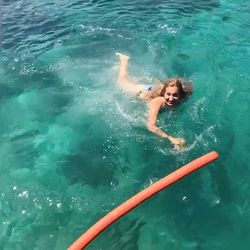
[68,151,219,250]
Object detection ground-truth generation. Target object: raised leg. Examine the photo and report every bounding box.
[116,52,145,96]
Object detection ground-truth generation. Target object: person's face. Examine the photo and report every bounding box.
[164,86,180,106]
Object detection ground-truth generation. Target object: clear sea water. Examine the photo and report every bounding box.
[1,0,250,249]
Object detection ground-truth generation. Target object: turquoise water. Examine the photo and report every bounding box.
[1,0,250,249]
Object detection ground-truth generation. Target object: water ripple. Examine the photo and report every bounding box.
[1,0,221,56]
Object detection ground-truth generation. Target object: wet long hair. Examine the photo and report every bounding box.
[160,78,193,98]
[144,78,193,102]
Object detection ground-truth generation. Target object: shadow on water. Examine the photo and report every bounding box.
[138,122,234,248]
[59,116,118,188]
[89,218,146,250]
[134,169,232,248]
[208,118,234,203]
[61,143,117,188]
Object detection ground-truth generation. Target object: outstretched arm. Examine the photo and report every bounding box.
[147,98,185,148]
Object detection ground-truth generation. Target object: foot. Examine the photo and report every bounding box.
[116,52,130,63]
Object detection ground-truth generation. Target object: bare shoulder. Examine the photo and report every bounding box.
[148,96,165,109]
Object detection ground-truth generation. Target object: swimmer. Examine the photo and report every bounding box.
[116,52,193,149]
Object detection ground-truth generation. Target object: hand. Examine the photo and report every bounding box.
[168,136,185,149]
